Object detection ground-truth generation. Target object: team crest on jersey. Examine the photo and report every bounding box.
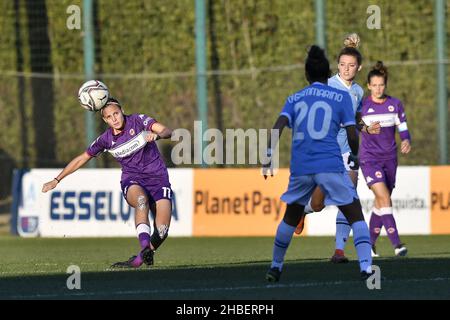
[375,171,383,178]
[129,129,135,136]
[388,105,395,112]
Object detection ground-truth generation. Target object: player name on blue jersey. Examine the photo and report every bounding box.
[287,87,345,104]
[280,82,355,176]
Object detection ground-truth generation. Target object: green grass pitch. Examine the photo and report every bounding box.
[0,235,449,299]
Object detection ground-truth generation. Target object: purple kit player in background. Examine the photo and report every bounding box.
[42,97,174,268]
[360,61,411,257]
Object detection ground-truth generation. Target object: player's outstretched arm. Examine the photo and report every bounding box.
[146,122,173,142]
[41,152,93,193]
[345,125,360,170]
[262,115,289,179]
[345,125,359,156]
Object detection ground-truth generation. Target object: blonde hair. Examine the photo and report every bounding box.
[343,33,360,49]
[338,33,362,65]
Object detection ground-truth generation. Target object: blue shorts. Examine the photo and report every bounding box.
[281,172,358,206]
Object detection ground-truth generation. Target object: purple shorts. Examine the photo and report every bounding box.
[360,158,398,192]
[120,175,172,204]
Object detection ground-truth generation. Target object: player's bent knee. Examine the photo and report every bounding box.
[150,224,169,250]
[311,203,325,212]
[283,203,305,226]
[136,195,149,211]
[338,199,364,225]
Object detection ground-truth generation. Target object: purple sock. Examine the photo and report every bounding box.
[138,233,150,249]
[369,212,383,245]
[381,214,401,248]
[136,224,151,249]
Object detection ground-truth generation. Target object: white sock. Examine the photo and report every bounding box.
[304,198,314,214]
[335,210,351,251]
[136,223,151,236]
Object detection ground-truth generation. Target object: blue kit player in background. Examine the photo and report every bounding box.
[360,61,411,257]
[42,97,174,268]
[294,33,381,264]
[263,45,373,282]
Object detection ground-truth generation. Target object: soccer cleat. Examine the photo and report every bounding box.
[330,249,349,263]
[360,270,375,281]
[142,247,155,266]
[394,244,408,257]
[371,245,380,258]
[265,267,281,282]
[110,247,154,269]
[294,215,306,235]
[110,255,142,269]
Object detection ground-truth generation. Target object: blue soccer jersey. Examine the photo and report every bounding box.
[280,82,355,176]
[328,74,364,154]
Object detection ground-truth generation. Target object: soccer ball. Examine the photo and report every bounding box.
[78,80,110,112]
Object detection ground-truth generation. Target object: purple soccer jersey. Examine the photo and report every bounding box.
[360,95,410,161]
[359,96,410,190]
[86,113,171,202]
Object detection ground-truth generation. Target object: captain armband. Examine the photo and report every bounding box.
[398,122,411,141]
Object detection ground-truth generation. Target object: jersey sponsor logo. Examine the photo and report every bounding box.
[362,113,397,128]
[108,131,147,159]
[388,105,395,112]
[375,171,383,178]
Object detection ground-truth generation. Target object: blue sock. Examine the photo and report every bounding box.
[352,221,372,273]
[271,221,296,271]
[335,210,351,251]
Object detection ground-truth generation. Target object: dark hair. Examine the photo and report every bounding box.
[338,33,362,65]
[367,61,388,84]
[305,45,331,84]
[100,97,122,116]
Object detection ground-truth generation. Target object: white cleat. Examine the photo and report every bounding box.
[394,245,408,257]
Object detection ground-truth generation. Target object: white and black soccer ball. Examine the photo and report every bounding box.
[78,80,110,112]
